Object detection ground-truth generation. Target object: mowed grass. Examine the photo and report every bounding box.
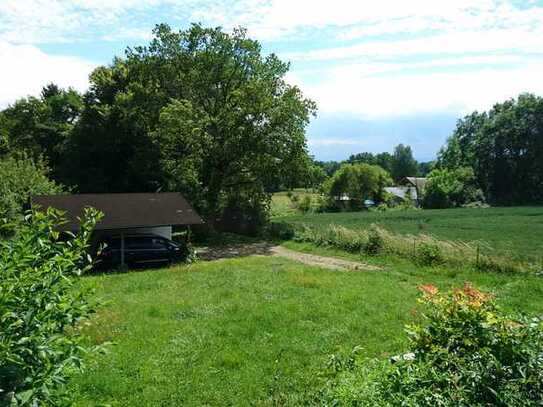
[277,206,543,262]
[71,255,543,406]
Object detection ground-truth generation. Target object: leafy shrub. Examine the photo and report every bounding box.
[416,241,444,265]
[422,167,485,209]
[297,195,312,213]
[0,207,102,405]
[364,226,384,255]
[0,154,63,229]
[324,283,543,406]
[267,222,295,240]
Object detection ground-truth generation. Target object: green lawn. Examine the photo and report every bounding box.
[277,206,543,262]
[72,255,543,406]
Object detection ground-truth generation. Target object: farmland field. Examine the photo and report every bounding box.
[72,255,543,406]
[276,205,543,262]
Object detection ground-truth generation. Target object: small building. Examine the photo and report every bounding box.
[32,193,203,264]
[401,177,427,198]
[385,178,427,206]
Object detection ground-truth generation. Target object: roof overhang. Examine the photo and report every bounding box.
[31,193,204,231]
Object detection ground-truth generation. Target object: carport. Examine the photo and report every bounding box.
[32,192,204,266]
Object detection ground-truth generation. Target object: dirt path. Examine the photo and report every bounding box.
[198,243,379,271]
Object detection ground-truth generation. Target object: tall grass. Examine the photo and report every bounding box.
[274,222,531,273]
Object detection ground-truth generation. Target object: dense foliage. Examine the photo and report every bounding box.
[439,93,543,205]
[325,283,543,406]
[62,24,315,225]
[0,84,83,182]
[0,25,315,227]
[0,155,63,224]
[324,144,426,182]
[347,151,394,174]
[323,163,391,209]
[0,208,101,405]
[422,167,484,209]
[391,143,419,181]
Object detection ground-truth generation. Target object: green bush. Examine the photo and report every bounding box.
[297,195,312,213]
[0,207,102,405]
[324,283,543,406]
[267,222,296,240]
[422,167,485,209]
[364,226,384,255]
[416,241,444,266]
[0,155,64,223]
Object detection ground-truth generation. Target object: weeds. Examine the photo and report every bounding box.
[273,222,529,273]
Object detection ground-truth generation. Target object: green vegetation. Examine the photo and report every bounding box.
[0,154,63,225]
[270,189,321,217]
[71,255,543,406]
[0,208,101,406]
[323,163,391,209]
[0,25,315,229]
[439,93,543,205]
[422,166,484,209]
[325,284,543,406]
[276,206,543,262]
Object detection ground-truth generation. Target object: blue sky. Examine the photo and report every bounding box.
[1,1,542,161]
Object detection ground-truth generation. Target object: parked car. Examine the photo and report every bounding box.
[95,234,184,268]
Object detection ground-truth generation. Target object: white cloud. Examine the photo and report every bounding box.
[308,138,361,147]
[2,0,542,44]
[283,27,543,62]
[302,62,543,119]
[0,41,96,107]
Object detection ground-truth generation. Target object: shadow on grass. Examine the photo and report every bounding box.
[197,241,277,261]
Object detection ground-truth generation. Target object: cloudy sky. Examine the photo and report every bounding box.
[1,0,542,161]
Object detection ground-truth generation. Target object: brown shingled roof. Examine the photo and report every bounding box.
[32,193,203,231]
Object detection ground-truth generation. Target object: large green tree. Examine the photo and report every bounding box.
[324,163,391,209]
[391,144,418,181]
[0,84,83,181]
[422,167,484,209]
[65,24,315,224]
[438,93,543,205]
[348,151,394,174]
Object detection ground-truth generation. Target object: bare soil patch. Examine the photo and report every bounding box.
[198,243,379,271]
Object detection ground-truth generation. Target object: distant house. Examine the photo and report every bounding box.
[402,177,427,199]
[384,177,427,206]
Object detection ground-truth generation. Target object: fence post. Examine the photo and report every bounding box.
[476,244,480,268]
[413,237,416,258]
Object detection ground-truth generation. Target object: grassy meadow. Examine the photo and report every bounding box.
[275,203,543,262]
[72,254,543,406]
[68,195,543,405]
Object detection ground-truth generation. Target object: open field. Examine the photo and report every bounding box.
[276,206,543,262]
[71,254,543,406]
[270,189,320,218]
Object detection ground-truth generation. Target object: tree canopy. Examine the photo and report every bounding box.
[0,155,64,224]
[0,85,83,181]
[391,144,418,181]
[438,93,543,205]
[324,163,392,209]
[59,24,316,224]
[422,167,484,209]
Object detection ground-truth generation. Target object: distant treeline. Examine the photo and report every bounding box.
[315,143,432,182]
[314,94,543,206]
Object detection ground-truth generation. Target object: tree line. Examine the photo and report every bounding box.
[1,24,542,227]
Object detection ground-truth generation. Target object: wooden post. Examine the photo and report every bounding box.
[120,231,125,268]
[476,244,480,267]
